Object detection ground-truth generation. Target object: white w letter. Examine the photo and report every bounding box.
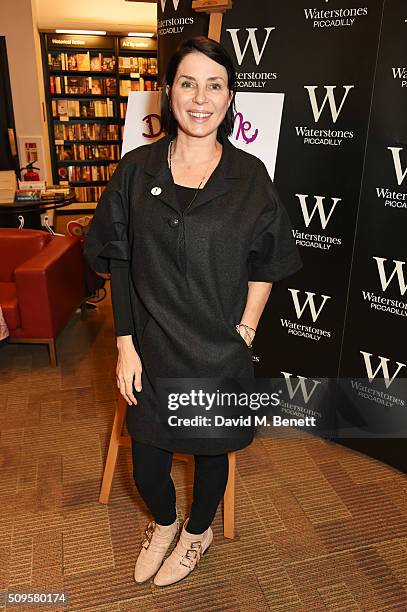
[305,85,354,123]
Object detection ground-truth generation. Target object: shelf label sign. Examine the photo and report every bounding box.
[120,37,157,51]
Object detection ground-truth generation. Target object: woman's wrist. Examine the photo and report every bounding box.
[116,334,134,349]
[235,323,256,347]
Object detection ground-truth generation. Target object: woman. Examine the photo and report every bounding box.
[84,36,302,587]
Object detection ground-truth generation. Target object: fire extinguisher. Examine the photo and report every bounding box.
[19,161,40,181]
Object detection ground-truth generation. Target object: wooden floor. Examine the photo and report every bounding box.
[1,290,407,611]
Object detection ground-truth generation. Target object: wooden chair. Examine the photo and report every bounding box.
[99,393,236,539]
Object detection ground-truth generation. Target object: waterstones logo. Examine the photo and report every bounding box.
[160,0,180,11]
[158,0,194,36]
[296,86,354,147]
[292,193,342,250]
[375,147,407,209]
[392,67,407,88]
[280,289,332,342]
[158,16,194,35]
[374,257,407,296]
[289,289,331,322]
[360,351,406,390]
[388,147,407,187]
[304,6,368,28]
[279,372,323,420]
[226,28,278,87]
[306,85,353,123]
[296,194,340,229]
[226,28,275,66]
[362,257,407,318]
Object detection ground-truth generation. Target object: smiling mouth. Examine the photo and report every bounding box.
[187,111,212,119]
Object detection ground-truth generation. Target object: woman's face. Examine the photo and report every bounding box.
[166,51,233,140]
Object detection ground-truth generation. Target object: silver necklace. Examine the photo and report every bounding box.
[168,138,217,214]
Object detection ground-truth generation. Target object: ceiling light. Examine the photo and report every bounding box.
[127,32,155,37]
[55,29,107,35]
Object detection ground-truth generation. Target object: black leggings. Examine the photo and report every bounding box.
[131,439,229,534]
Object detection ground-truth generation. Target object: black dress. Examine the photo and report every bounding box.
[84,134,303,455]
[109,185,199,336]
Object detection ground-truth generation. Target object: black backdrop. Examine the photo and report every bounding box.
[157,0,407,472]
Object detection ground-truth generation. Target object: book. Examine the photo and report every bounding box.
[92,78,102,95]
[130,56,139,72]
[120,80,131,96]
[66,76,89,94]
[56,144,74,160]
[41,186,71,200]
[148,57,158,75]
[67,54,78,70]
[138,57,148,74]
[15,189,41,201]
[48,52,62,70]
[105,78,117,95]
[90,53,102,71]
[102,55,116,71]
[77,52,91,71]
[56,99,68,117]
[119,57,131,73]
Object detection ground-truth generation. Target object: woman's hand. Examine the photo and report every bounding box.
[116,335,142,405]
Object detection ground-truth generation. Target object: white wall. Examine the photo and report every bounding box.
[1,0,52,181]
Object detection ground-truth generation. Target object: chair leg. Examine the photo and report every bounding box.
[223,451,236,539]
[99,394,128,504]
[48,339,57,367]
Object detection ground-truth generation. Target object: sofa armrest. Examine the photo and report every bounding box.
[14,235,85,338]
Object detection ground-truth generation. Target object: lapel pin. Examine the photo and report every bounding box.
[151,186,162,196]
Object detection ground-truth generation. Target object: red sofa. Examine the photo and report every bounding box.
[0,228,86,365]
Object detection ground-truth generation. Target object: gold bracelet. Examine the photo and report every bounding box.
[238,323,256,333]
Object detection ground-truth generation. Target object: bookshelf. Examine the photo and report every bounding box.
[40,33,158,204]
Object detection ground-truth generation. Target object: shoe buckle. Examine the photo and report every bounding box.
[180,541,202,568]
[141,520,155,550]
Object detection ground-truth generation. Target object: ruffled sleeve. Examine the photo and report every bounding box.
[84,159,130,275]
[247,161,303,282]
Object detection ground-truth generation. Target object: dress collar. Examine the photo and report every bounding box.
[143,131,241,214]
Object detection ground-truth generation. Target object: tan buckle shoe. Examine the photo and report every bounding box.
[153,517,213,587]
[134,515,180,584]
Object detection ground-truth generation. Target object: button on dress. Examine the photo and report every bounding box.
[84,133,303,455]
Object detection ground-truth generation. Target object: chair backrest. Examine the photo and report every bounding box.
[0,228,52,281]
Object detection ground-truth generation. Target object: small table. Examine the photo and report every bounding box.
[0,191,76,229]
